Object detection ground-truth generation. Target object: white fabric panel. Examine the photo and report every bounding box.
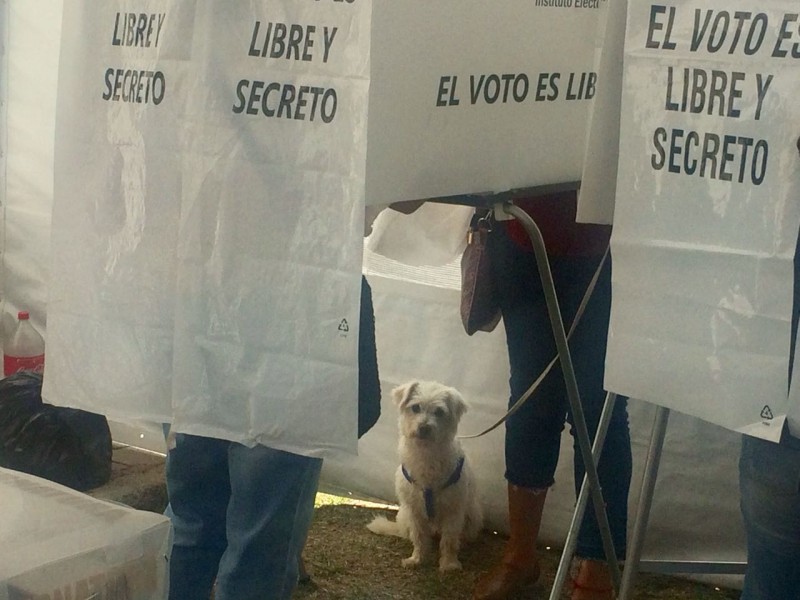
[606,0,800,441]
[167,0,369,454]
[43,0,366,455]
[365,0,606,205]
[3,1,62,339]
[366,202,473,268]
[0,0,7,302]
[785,169,800,435]
[577,0,626,225]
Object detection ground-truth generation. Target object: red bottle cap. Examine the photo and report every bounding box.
[18,311,29,320]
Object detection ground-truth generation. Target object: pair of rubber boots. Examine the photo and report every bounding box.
[472,484,613,600]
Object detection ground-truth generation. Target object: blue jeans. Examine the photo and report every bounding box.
[739,434,800,599]
[489,227,632,560]
[165,433,322,600]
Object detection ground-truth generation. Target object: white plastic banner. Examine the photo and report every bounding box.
[365,0,607,205]
[577,0,627,225]
[44,0,368,455]
[606,0,800,441]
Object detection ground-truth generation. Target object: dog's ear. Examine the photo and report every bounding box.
[392,381,419,409]
[445,388,468,422]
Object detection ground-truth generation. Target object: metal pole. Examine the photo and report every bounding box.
[504,203,621,589]
[637,560,747,575]
[618,405,671,600]
[550,392,618,600]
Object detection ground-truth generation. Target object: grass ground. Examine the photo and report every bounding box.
[294,493,741,600]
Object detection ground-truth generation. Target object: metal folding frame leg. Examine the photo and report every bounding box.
[549,391,618,600]
[617,405,670,599]
[503,203,621,594]
[616,406,746,599]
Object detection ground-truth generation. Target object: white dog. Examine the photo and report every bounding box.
[367,380,483,571]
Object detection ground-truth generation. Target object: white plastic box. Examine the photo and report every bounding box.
[0,467,170,600]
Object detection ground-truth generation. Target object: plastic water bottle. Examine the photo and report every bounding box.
[4,311,45,376]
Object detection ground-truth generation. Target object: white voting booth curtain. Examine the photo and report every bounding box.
[0,0,769,587]
[364,1,601,205]
[606,0,800,441]
[43,0,369,455]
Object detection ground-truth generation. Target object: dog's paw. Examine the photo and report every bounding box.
[438,557,462,572]
[401,556,422,569]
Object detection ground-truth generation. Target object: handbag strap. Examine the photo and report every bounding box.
[458,245,610,440]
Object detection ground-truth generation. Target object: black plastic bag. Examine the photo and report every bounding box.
[0,371,112,491]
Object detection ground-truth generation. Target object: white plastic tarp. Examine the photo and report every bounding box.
[606,0,800,441]
[43,0,369,455]
[0,0,60,338]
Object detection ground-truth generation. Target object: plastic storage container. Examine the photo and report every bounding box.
[4,311,45,376]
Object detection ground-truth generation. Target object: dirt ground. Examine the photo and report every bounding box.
[294,494,741,600]
[93,448,741,599]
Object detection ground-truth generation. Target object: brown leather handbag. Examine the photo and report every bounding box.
[460,210,501,335]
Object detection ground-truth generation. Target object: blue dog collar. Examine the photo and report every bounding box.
[401,455,465,519]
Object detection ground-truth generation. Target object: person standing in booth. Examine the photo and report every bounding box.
[737,136,800,600]
[472,190,632,600]
[739,429,800,599]
[165,433,323,600]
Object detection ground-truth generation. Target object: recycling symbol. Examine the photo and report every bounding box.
[338,318,350,333]
[760,405,774,420]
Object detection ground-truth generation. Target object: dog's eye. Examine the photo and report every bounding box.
[410,404,421,413]
[434,408,445,418]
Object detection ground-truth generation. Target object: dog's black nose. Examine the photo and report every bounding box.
[417,424,433,438]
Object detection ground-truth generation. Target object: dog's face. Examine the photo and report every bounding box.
[392,380,468,443]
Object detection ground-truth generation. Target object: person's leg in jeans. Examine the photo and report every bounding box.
[167,434,323,600]
[739,434,800,600]
[214,444,322,600]
[738,212,800,598]
[554,255,630,599]
[166,434,230,600]
[502,248,570,493]
[474,230,571,600]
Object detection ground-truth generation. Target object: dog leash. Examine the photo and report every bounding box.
[458,245,609,440]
